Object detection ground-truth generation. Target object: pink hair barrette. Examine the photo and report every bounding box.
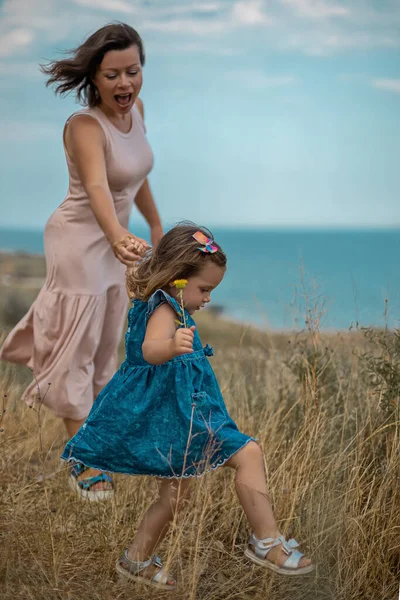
[192,230,218,254]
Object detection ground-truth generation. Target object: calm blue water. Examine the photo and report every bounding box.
[1,226,399,331]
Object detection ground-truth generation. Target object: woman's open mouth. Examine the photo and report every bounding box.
[114,93,132,108]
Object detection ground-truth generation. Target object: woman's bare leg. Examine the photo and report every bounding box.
[225,441,311,568]
[64,417,85,438]
[63,417,112,491]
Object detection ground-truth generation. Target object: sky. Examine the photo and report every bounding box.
[0,0,399,230]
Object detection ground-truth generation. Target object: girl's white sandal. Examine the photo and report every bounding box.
[116,550,176,591]
[244,533,314,576]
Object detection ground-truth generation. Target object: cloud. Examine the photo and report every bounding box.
[0,0,399,59]
[283,29,400,56]
[0,28,34,57]
[280,0,349,19]
[141,0,272,35]
[185,2,222,13]
[72,0,136,13]
[75,1,228,21]
[232,1,272,25]
[141,18,228,35]
[154,3,224,17]
[277,0,400,55]
[0,0,88,46]
[148,40,241,56]
[372,78,400,94]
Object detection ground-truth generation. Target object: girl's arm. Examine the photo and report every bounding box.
[142,303,195,365]
[65,116,148,265]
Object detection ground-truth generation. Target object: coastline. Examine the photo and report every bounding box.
[0,250,360,335]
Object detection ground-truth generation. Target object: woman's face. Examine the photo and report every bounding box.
[93,44,142,115]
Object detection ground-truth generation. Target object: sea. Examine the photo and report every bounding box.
[1,226,399,331]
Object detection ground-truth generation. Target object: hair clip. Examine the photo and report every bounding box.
[192,231,218,254]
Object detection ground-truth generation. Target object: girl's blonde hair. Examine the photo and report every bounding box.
[127,222,227,301]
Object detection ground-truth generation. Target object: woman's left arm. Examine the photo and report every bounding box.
[134,178,163,248]
[134,98,164,249]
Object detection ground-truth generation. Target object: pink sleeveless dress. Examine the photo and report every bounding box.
[0,104,153,420]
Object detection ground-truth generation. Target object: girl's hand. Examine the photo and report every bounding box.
[173,326,196,356]
[150,224,164,249]
[110,227,150,267]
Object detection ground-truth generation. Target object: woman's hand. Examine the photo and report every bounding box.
[150,224,164,249]
[110,227,150,267]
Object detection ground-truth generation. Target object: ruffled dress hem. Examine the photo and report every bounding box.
[61,436,258,479]
[0,285,128,420]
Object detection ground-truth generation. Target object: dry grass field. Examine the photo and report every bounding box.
[0,253,399,600]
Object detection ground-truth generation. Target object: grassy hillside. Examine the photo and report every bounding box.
[0,252,399,599]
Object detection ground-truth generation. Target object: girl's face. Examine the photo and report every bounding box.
[170,262,226,315]
[93,45,142,116]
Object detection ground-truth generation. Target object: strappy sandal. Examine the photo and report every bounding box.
[116,550,176,591]
[68,460,114,502]
[244,533,314,576]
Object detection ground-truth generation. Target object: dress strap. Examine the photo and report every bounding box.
[133,102,146,133]
[145,289,184,324]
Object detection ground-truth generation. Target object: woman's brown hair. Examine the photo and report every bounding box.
[40,22,144,107]
[127,222,227,301]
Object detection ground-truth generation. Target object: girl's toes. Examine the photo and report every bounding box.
[92,481,108,491]
[92,480,113,492]
[299,556,312,568]
[159,572,175,587]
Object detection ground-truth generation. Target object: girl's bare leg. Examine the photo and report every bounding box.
[224,441,311,568]
[64,417,112,492]
[126,477,192,584]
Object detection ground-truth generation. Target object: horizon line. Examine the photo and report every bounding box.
[1,224,400,233]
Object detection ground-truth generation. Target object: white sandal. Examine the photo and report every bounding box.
[244,533,314,576]
[116,550,176,591]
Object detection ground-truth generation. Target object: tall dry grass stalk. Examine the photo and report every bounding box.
[0,314,399,599]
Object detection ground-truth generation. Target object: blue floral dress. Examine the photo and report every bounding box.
[61,289,255,478]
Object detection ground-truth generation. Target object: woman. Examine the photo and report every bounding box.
[0,23,163,497]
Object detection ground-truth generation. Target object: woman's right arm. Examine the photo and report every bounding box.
[65,116,148,265]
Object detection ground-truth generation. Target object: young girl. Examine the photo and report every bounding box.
[61,223,313,590]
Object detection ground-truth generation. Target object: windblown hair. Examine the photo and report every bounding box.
[40,22,145,107]
[127,222,227,301]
